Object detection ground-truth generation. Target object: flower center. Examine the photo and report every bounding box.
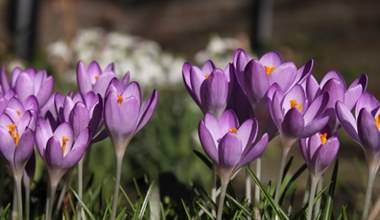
[376,115,380,131]
[264,66,276,75]
[16,110,22,118]
[117,94,123,105]
[289,99,303,111]
[95,74,99,81]
[228,128,238,133]
[61,136,70,154]
[7,123,20,145]
[319,133,328,145]
[205,74,210,79]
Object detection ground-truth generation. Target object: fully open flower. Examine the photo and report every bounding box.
[198,110,269,181]
[36,119,90,183]
[76,60,117,97]
[300,131,339,178]
[270,84,329,148]
[104,74,158,155]
[182,60,233,117]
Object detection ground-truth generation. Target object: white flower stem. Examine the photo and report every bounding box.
[24,179,30,220]
[306,176,319,220]
[211,165,217,217]
[46,181,58,220]
[274,148,290,204]
[111,152,124,220]
[245,168,252,204]
[14,174,23,220]
[362,166,378,220]
[315,176,323,217]
[77,157,85,220]
[216,179,229,220]
[255,157,262,203]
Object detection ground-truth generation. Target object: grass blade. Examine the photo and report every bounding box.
[322,159,339,220]
[70,188,96,220]
[138,181,155,219]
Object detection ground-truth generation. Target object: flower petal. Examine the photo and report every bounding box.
[218,133,243,169]
[45,137,64,169]
[136,89,158,133]
[336,101,360,142]
[238,133,268,167]
[281,108,304,138]
[14,129,35,171]
[199,121,219,164]
[358,109,380,152]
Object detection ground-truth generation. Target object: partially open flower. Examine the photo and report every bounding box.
[198,110,268,181]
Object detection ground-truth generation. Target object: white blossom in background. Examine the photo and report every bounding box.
[194,35,253,68]
[47,28,184,87]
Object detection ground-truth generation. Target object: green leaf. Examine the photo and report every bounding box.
[246,167,289,220]
[70,187,96,220]
[138,181,155,219]
[321,159,339,220]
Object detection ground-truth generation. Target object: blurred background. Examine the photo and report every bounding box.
[0,0,380,217]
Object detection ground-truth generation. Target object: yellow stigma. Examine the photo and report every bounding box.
[228,128,238,133]
[376,115,380,131]
[16,110,21,118]
[95,74,99,81]
[290,99,303,111]
[61,136,70,154]
[117,94,123,105]
[320,133,328,145]
[264,66,276,75]
[205,74,210,79]
[7,124,20,145]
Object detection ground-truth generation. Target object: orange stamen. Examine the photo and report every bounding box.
[264,66,276,75]
[290,99,303,111]
[205,74,210,79]
[7,124,20,144]
[95,74,99,81]
[228,128,238,133]
[320,133,328,145]
[117,95,123,105]
[62,136,70,154]
[376,115,380,131]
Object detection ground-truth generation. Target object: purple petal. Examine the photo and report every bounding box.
[295,59,314,84]
[54,122,74,156]
[349,74,368,91]
[35,118,53,158]
[0,66,10,93]
[136,90,158,132]
[281,85,305,114]
[259,51,283,67]
[15,73,33,103]
[281,108,304,138]
[93,72,116,97]
[344,84,363,110]
[311,136,339,176]
[45,137,64,168]
[218,134,243,169]
[322,79,345,109]
[123,82,142,106]
[200,69,228,116]
[336,101,360,142]
[320,71,346,89]
[306,75,320,101]
[304,92,329,124]
[355,92,380,117]
[190,66,205,108]
[302,116,329,138]
[238,133,268,167]
[69,103,90,137]
[0,126,16,163]
[76,61,92,93]
[245,59,269,102]
[237,119,257,149]
[14,129,35,170]
[358,109,380,152]
[203,113,222,141]
[219,110,239,134]
[36,76,54,106]
[199,121,219,163]
[269,62,297,92]
[269,89,284,128]
[201,60,216,74]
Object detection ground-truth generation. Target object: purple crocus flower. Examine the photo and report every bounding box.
[1,66,54,108]
[300,131,339,178]
[0,109,35,177]
[35,118,90,184]
[306,71,367,131]
[270,84,329,149]
[336,92,380,219]
[198,110,269,181]
[182,60,233,117]
[76,60,117,98]
[104,74,158,155]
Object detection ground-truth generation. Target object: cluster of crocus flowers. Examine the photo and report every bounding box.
[182,48,372,219]
[0,60,158,220]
